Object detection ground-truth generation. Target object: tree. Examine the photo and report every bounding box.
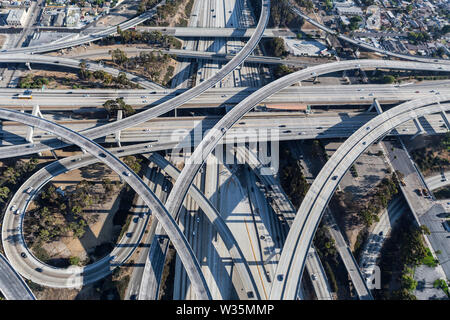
[0,186,9,203]
[111,49,128,65]
[69,256,80,266]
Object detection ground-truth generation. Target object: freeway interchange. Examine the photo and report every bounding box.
[0,0,449,302]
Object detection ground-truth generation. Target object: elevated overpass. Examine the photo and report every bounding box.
[157,61,450,299]
[0,253,35,300]
[0,0,270,160]
[2,81,450,109]
[271,95,450,299]
[0,108,211,300]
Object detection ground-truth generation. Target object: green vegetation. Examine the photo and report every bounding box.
[273,65,294,79]
[139,0,193,27]
[122,156,143,174]
[434,186,450,200]
[349,16,362,31]
[350,164,358,178]
[433,279,450,297]
[78,61,139,89]
[360,174,400,227]
[279,147,309,209]
[314,223,351,297]
[421,248,438,268]
[411,133,450,175]
[69,256,81,266]
[265,37,288,57]
[18,75,50,89]
[250,0,306,28]
[24,177,121,254]
[376,215,436,299]
[103,98,135,117]
[407,31,431,45]
[102,29,181,49]
[107,49,174,85]
[0,158,38,208]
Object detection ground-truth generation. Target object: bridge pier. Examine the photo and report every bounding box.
[114,109,123,147]
[368,98,383,114]
[439,105,450,130]
[25,105,43,143]
[410,117,425,140]
[25,105,43,156]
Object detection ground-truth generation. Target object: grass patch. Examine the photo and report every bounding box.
[422,248,439,268]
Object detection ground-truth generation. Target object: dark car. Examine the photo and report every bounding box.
[35,268,43,273]
[21,252,27,258]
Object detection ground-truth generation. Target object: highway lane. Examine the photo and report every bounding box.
[0,0,270,160]
[2,111,448,147]
[158,61,450,300]
[138,153,259,300]
[271,96,450,300]
[134,26,296,38]
[0,109,211,300]
[234,147,334,300]
[425,171,450,192]
[2,81,450,109]
[289,5,450,65]
[0,253,35,300]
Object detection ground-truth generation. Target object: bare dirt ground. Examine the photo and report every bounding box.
[32,163,123,262]
[325,141,391,248]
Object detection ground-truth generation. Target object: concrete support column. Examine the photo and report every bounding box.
[114,109,123,147]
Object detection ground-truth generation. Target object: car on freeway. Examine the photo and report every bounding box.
[124,171,131,177]
[311,274,317,281]
[10,204,17,211]
[21,252,27,258]
[35,268,43,273]
[26,187,33,194]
